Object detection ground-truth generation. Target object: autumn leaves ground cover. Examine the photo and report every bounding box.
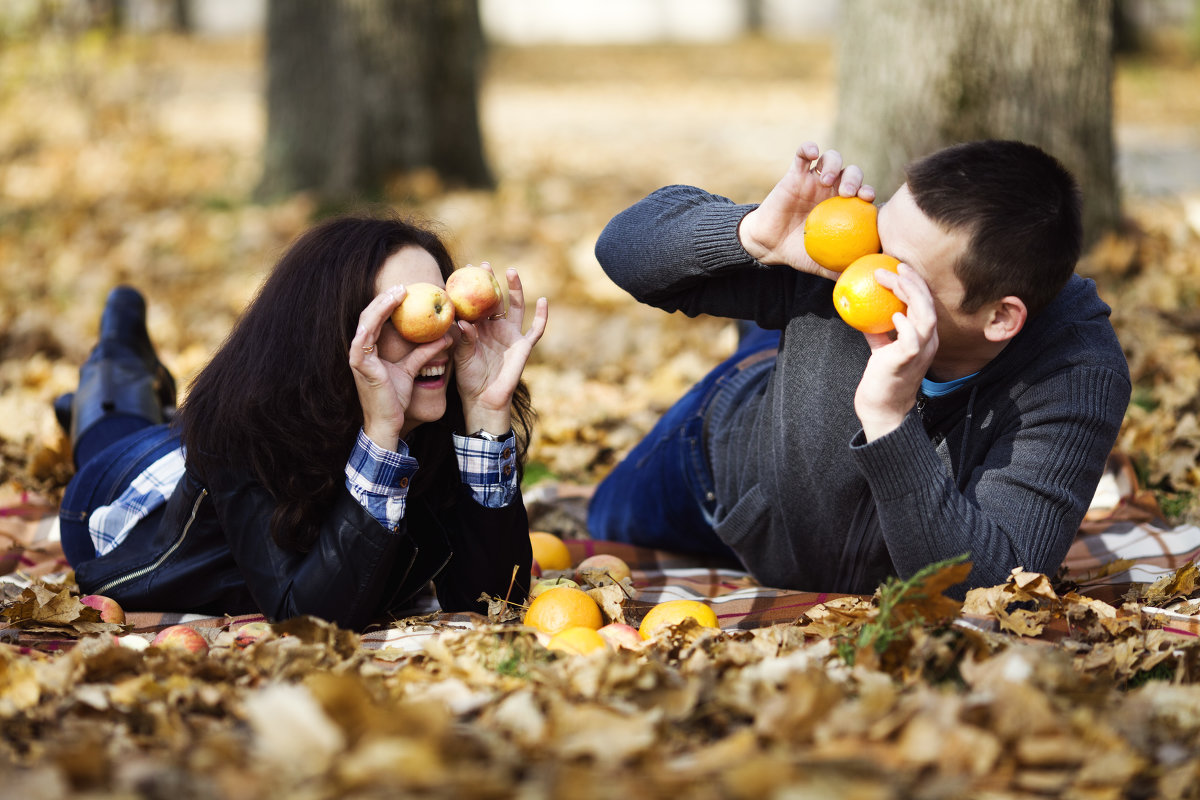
[3,30,1200,798]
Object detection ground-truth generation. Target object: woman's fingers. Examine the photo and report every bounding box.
[504,268,526,327]
[525,296,549,345]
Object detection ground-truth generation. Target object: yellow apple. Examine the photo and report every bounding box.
[233,621,273,649]
[529,576,580,600]
[392,282,454,343]
[574,554,632,586]
[445,265,503,322]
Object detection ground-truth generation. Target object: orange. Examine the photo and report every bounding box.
[546,626,608,656]
[523,586,603,635]
[802,196,881,271]
[529,531,572,574]
[638,599,720,640]
[831,253,907,334]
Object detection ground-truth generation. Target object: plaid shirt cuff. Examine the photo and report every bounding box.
[453,431,519,509]
[345,429,419,532]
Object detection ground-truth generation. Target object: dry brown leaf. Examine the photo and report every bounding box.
[1136,561,1200,607]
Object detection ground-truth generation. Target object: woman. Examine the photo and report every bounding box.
[57,212,548,630]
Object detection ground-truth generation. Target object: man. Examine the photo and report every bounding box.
[586,140,1130,595]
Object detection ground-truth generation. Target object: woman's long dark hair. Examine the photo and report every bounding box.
[177,210,536,552]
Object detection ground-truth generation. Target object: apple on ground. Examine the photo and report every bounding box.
[574,554,633,586]
[233,621,273,649]
[151,624,210,655]
[392,282,455,343]
[597,623,643,651]
[80,594,126,624]
[445,265,503,322]
[528,576,580,600]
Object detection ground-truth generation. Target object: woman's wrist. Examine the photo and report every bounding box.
[363,421,402,453]
[462,407,511,438]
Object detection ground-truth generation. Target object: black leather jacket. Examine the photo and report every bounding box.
[74,462,532,631]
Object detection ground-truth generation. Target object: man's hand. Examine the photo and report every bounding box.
[738,142,875,281]
[854,263,939,441]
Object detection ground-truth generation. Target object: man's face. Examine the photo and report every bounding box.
[876,184,995,369]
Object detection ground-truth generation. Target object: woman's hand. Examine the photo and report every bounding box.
[349,285,452,451]
[738,141,876,280]
[452,264,549,435]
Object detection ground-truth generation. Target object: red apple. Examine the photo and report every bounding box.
[151,624,209,655]
[574,554,633,585]
[597,623,643,651]
[80,594,126,624]
[392,282,454,343]
[445,265,503,322]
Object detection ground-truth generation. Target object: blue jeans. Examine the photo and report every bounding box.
[587,326,780,559]
[59,421,180,567]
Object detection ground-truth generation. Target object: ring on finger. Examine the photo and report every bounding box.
[362,344,376,354]
[488,311,507,320]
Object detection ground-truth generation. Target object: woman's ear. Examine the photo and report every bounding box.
[983,296,1027,343]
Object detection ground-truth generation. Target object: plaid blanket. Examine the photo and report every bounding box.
[4,451,1198,651]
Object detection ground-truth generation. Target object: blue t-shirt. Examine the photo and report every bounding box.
[920,371,978,398]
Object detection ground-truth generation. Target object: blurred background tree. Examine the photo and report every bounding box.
[256,0,491,204]
[835,0,1119,247]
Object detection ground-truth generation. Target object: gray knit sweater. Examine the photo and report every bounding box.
[596,184,1131,594]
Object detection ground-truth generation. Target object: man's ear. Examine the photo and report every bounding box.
[983,296,1027,343]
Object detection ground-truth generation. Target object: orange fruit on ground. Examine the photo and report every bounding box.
[802,196,882,271]
[831,253,907,334]
[638,599,720,640]
[546,626,608,656]
[529,531,572,573]
[523,586,603,635]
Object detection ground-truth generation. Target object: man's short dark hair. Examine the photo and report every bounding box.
[905,140,1083,318]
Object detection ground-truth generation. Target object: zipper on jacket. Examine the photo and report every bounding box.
[94,488,207,595]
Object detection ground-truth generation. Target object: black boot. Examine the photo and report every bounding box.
[55,287,177,448]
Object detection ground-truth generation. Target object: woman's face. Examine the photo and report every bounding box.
[375,245,453,435]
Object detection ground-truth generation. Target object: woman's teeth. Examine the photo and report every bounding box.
[417,365,446,380]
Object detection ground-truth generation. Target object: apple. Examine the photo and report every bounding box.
[392,282,454,343]
[233,621,273,649]
[528,576,580,600]
[445,265,503,322]
[597,623,643,651]
[151,624,209,655]
[80,594,126,624]
[574,554,633,586]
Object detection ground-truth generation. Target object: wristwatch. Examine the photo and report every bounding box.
[467,429,504,442]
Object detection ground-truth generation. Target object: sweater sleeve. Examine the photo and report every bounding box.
[595,184,809,327]
[849,365,1130,593]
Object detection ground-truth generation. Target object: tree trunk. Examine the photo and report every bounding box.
[835,0,1118,247]
[257,0,490,203]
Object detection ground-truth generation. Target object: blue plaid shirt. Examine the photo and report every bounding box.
[344,429,520,531]
[89,429,519,554]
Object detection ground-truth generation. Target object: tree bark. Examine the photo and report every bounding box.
[257,0,490,203]
[835,0,1118,246]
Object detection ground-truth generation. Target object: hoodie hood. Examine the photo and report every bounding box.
[973,274,1127,390]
